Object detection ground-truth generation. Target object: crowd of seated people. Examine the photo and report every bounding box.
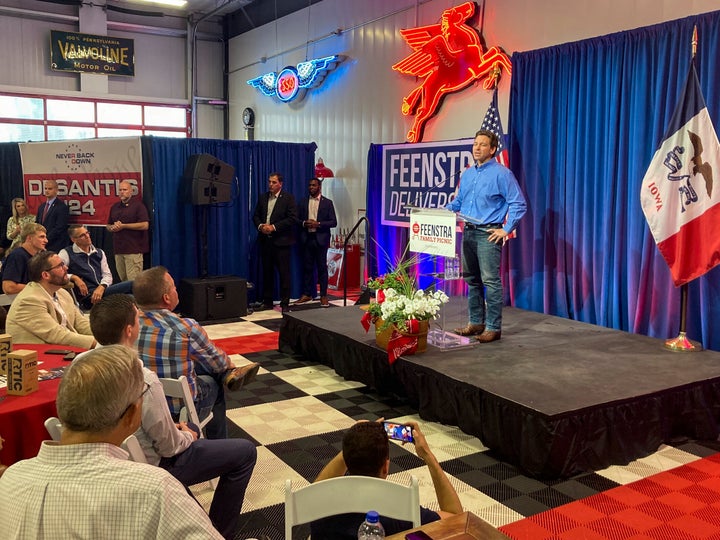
[0,264,464,538]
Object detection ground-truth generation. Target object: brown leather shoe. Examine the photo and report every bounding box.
[453,323,485,336]
[476,330,501,343]
[320,296,330,307]
[224,362,260,392]
[293,295,313,305]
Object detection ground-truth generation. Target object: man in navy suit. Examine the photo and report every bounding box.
[294,178,337,307]
[252,172,298,312]
[36,179,69,253]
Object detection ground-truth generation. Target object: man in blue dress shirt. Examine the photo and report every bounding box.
[446,129,527,343]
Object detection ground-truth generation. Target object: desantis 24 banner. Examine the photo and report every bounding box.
[19,137,143,227]
[381,138,473,227]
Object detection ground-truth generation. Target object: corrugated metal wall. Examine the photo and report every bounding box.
[228,0,719,231]
[1,0,717,222]
[0,1,225,138]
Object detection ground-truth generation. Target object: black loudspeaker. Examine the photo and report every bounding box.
[178,276,247,321]
[183,154,235,205]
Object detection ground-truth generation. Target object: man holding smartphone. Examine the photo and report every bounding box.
[311,420,463,538]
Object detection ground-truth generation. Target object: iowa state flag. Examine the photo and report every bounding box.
[640,60,720,286]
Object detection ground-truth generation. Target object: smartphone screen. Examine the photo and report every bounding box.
[405,531,433,540]
[382,421,414,443]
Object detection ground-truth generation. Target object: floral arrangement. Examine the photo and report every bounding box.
[361,256,449,333]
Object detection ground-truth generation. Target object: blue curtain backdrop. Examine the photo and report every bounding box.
[507,10,720,350]
[366,142,465,295]
[149,137,317,301]
[367,11,720,351]
[0,137,316,303]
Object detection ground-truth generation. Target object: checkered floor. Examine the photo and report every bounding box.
[194,301,720,540]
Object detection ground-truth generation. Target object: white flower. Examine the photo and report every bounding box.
[378,286,449,325]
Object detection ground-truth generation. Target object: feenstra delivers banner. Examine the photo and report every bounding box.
[640,60,720,286]
[382,139,473,226]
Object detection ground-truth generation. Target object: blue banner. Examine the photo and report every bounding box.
[381,138,473,226]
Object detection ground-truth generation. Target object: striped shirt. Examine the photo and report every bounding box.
[0,442,222,539]
[137,308,230,414]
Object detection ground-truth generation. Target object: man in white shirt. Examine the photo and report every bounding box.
[0,345,223,539]
[59,224,133,309]
[90,294,257,540]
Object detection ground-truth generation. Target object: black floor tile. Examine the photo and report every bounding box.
[225,373,308,408]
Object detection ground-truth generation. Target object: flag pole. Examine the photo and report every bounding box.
[664,284,701,351]
[664,25,702,353]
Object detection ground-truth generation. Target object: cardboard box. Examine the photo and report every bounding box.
[0,333,11,376]
[7,349,38,396]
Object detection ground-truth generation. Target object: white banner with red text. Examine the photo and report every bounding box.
[19,137,143,227]
[409,207,456,257]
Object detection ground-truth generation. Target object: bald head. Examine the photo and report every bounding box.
[118,181,134,203]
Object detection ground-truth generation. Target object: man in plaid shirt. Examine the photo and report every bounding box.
[134,266,258,439]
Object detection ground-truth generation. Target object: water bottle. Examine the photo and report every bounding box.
[358,510,385,539]
[445,256,460,279]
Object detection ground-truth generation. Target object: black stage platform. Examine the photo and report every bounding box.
[279,303,720,478]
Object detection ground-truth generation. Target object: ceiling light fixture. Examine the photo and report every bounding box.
[132,0,188,7]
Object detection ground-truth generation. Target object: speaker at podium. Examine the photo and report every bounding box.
[178,276,247,321]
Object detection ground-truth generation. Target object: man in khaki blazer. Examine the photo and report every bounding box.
[6,251,96,349]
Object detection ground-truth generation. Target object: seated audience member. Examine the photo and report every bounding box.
[0,434,6,478]
[311,421,463,539]
[0,345,223,539]
[133,266,259,439]
[5,251,96,348]
[0,238,12,271]
[89,294,257,540]
[1,223,48,294]
[59,224,133,310]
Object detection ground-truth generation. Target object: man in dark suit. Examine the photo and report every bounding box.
[294,178,337,307]
[36,179,69,253]
[252,172,298,312]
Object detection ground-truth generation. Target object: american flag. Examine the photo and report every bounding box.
[480,87,509,167]
[479,87,515,237]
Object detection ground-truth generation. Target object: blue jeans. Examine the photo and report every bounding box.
[194,365,228,440]
[462,228,503,331]
[159,438,257,539]
[78,280,134,310]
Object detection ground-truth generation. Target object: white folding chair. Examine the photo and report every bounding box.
[121,434,148,463]
[158,375,213,437]
[284,475,420,540]
[44,416,63,441]
[159,375,217,489]
[45,417,146,465]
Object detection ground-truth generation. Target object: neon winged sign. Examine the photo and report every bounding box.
[247,55,340,102]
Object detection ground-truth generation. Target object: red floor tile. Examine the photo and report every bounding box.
[214,332,278,354]
[500,454,720,540]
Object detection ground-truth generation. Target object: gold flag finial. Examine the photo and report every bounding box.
[692,25,698,57]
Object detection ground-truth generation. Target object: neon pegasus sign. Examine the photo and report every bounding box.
[392,1,511,142]
[247,55,340,102]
